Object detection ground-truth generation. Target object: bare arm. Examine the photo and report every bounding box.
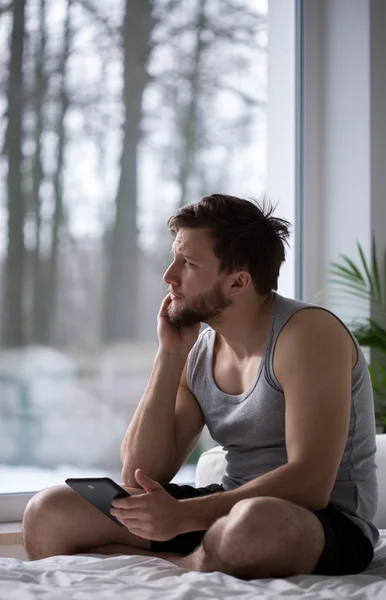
[121,355,205,486]
[120,295,204,487]
[176,309,354,532]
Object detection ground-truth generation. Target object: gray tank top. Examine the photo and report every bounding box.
[187,293,379,545]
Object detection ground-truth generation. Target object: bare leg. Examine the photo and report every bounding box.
[23,485,152,560]
[163,497,325,578]
[167,547,204,569]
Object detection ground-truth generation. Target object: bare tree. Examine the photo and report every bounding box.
[2,0,27,347]
[30,0,48,342]
[151,0,266,211]
[176,0,207,208]
[103,0,155,342]
[45,0,72,343]
[0,0,266,349]
[146,0,266,277]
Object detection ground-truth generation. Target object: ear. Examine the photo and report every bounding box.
[228,270,252,296]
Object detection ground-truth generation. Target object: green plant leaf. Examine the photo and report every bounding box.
[357,241,375,296]
[330,262,365,284]
[358,334,386,351]
[375,412,386,430]
[327,279,373,302]
[328,237,386,421]
[340,255,365,281]
[325,294,384,320]
[369,363,386,398]
[328,239,386,314]
[384,246,386,303]
[372,236,383,302]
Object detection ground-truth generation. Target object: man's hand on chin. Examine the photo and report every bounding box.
[110,469,188,541]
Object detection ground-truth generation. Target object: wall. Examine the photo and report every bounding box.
[301,0,386,322]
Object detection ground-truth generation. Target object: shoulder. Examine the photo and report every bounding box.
[277,306,354,349]
[274,307,355,382]
[279,306,351,340]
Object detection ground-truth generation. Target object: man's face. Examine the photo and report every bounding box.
[163,228,232,328]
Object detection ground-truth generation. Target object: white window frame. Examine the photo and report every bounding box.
[267,0,297,300]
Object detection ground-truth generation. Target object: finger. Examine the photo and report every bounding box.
[111,498,132,509]
[120,485,144,496]
[113,514,145,531]
[116,517,147,534]
[111,495,144,508]
[111,493,151,509]
[135,469,163,493]
[158,294,172,317]
[110,508,145,520]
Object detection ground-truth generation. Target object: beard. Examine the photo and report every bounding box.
[167,282,232,328]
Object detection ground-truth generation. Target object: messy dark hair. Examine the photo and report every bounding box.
[167,194,291,296]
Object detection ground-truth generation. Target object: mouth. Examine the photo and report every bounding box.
[169,289,182,300]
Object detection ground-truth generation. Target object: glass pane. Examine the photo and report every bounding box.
[0,0,291,495]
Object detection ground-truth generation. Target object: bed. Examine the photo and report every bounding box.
[1,537,386,600]
[1,438,386,599]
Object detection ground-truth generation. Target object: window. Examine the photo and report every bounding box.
[0,0,296,520]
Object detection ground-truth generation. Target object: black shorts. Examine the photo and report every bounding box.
[150,483,374,576]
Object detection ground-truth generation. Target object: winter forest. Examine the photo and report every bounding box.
[0,0,267,480]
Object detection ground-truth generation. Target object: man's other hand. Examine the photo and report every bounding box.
[110,469,186,541]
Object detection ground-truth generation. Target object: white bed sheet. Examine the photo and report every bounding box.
[1,531,386,600]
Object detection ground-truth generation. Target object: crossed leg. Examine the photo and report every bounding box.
[169,496,326,579]
[23,487,325,579]
[22,485,180,562]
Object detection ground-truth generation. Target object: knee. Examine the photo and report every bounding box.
[23,485,69,559]
[23,485,67,530]
[204,497,292,570]
[226,497,288,535]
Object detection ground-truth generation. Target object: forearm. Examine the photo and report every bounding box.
[180,462,328,533]
[121,350,187,486]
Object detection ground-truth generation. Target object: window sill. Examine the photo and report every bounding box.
[0,522,22,545]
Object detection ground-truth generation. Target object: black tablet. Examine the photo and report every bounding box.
[65,477,130,527]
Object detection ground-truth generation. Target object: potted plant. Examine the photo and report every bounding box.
[329,238,386,431]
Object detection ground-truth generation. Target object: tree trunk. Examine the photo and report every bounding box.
[2,0,26,347]
[31,0,47,343]
[177,0,207,208]
[103,0,154,342]
[43,0,71,344]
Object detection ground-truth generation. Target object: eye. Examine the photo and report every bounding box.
[183,259,196,267]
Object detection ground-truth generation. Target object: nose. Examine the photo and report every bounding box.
[163,261,180,286]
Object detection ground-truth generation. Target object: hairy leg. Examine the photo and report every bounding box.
[165,497,325,578]
[23,484,151,560]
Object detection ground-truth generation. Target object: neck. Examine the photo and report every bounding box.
[209,292,276,360]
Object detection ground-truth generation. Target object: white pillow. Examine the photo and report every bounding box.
[195,446,226,488]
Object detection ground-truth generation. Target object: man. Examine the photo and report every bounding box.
[23,194,378,579]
